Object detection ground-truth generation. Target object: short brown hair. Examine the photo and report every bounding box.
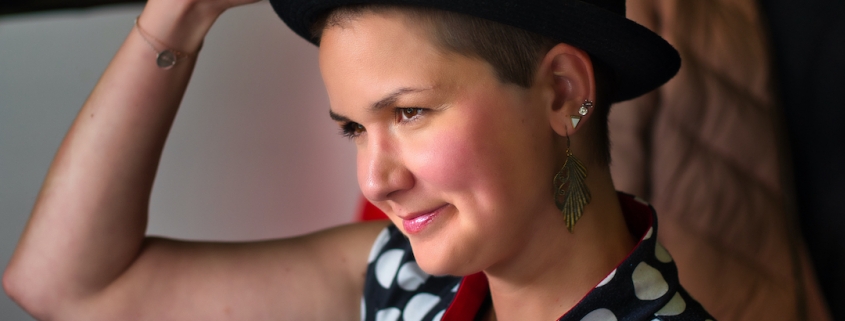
[312,5,614,165]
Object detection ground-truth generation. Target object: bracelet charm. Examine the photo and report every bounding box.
[156,50,177,69]
[134,17,192,69]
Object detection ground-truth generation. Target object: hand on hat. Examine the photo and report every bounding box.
[138,0,262,55]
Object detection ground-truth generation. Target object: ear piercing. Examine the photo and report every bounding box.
[570,100,593,129]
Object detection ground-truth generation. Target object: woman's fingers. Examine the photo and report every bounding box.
[135,0,236,55]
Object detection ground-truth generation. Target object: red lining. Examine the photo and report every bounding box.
[437,193,654,320]
[441,272,489,321]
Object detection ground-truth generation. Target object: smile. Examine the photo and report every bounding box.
[402,204,448,234]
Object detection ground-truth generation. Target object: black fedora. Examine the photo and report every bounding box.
[269,0,680,102]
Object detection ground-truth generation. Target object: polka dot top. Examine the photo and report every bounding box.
[361,193,715,321]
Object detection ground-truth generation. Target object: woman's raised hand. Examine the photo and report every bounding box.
[2,1,385,320]
[137,0,262,56]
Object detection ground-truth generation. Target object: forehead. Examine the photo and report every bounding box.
[319,12,438,89]
[317,11,492,113]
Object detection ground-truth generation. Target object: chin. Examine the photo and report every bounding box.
[410,241,483,277]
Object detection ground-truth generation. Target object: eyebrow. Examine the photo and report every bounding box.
[329,87,431,122]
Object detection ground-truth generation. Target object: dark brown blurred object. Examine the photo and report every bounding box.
[0,0,143,16]
[609,0,833,320]
[760,0,845,320]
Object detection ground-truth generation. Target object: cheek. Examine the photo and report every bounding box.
[409,101,519,203]
[413,128,482,190]
[355,148,367,192]
[410,97,554,217]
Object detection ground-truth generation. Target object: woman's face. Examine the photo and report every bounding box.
[319,11,561,275]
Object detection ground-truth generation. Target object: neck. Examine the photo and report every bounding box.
[482,166,635,321]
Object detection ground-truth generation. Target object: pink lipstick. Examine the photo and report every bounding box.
[402,205,447,234]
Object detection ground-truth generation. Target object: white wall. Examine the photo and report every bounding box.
[0,3,360,319]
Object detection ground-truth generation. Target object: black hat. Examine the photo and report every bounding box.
[269,0,680,102]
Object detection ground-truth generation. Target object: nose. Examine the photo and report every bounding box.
[358,136,415,202]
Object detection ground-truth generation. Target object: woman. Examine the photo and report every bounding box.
[3,0,713,320]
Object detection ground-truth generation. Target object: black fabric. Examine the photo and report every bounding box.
[759,1,845,319]
[361,194,715,321]
[361,225,461,321]
[267,0,681,103]
[471,295,491,321]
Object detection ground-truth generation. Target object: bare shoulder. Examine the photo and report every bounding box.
[75,220,392,321]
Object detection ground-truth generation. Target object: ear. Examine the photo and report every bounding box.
[538,43,596,137]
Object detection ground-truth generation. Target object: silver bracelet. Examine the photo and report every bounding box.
[134,17,192,69]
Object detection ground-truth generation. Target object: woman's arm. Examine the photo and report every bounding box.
[2,0,385,319]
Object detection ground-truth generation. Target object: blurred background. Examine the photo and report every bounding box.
[1,2,360,319]
[1,0,843,320]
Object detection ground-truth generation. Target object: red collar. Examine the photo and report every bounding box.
[440,193,654,321]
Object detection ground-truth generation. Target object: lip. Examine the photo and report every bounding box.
[401,204,448,235]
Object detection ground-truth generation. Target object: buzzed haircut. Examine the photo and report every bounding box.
[312,5,615,165]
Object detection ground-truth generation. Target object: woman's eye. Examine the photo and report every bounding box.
[399,108,424,121]
[340,122,365,139]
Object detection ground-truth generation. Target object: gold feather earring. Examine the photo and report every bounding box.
[554,100,593,232]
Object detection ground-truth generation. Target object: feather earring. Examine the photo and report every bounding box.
[554,129,591,232]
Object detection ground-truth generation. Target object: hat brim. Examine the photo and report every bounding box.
[269,0,680,102]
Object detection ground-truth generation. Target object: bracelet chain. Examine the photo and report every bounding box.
[134,17,191,69]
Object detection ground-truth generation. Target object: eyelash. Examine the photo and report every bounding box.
[338,108,427,139]
[340,122,365,139]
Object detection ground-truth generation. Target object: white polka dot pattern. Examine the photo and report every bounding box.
[361,298,366,321]
[360,193,715,321]
[580,308,617,321]
[368,229,391,263]
[634,196,649,205]
[654,292,686,316]
[654,242,673,263]
[632,262,669,300]
[362,226,461,321]
[596,269,617,288]
[375,249,405,289]
[643,227,654,240]
[432,309,445,321]
[403,293,441,321]
[375,308,401,321]
[397,262,430,291]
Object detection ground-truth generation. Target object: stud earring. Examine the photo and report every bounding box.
[553,133,591,232]
[569,100,594,129]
